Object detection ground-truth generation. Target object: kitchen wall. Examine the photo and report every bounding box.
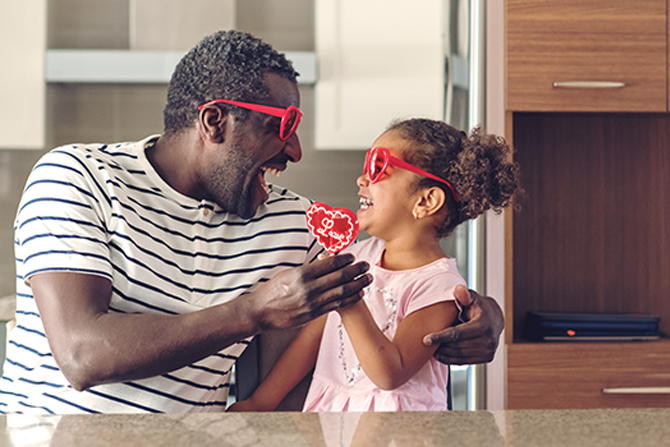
[0,152,43,298]
[0,0,366,298]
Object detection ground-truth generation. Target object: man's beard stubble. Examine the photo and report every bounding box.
[204,142,260,219]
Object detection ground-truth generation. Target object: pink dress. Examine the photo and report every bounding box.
[302,237,466,412]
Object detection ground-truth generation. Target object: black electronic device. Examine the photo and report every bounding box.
[524,311,661,341]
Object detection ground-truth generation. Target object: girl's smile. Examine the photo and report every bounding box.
[359,196,374,210]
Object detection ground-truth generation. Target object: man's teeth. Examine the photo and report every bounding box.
[359,197,373,209]
[261,166,282,178]
[258,171,271,194]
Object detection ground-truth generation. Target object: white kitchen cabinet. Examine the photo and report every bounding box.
[314,0,447,150]
[0,1,46,149]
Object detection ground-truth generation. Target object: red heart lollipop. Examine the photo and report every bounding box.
[306,202,359,254]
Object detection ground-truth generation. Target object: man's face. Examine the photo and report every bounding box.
[203,73,303,218]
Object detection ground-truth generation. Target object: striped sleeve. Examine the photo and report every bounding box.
[16,148,114,284]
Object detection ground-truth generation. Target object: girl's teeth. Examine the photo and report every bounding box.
[359,197,373,209]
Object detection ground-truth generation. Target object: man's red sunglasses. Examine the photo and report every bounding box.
[364,147,460,202]
[198,99,303,141]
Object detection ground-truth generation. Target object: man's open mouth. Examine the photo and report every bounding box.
[261,166,283,178]
[259,166,285,194]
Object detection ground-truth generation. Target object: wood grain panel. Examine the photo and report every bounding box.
[511,113,670,340]
[506,0,667,112]
[508,341,670,409]
[507,0,666,34]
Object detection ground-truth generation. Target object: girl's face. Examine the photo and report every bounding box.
[356,130,422,241]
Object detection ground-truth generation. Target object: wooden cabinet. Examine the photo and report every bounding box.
[508,341,670,409]
[506,0,667,112]
[506,112,670,409]
[505,1,670,410]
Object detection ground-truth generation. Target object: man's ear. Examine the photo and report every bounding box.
[197,105,228,144]
[413,186,446,219]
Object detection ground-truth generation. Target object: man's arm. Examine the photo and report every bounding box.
[31,253,371,391]
[422,285,504,365]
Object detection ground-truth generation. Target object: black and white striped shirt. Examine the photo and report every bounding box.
[0,136,321,414]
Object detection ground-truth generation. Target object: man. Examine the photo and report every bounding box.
[0,30,502,414]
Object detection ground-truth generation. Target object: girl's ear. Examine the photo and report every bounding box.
[197,105,228,144]
[413,186,446,220]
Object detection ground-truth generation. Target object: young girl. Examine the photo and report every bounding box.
[228,118,520,412]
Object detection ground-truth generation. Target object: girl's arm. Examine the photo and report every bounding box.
[227,314,327,412]
[337,298,457,391]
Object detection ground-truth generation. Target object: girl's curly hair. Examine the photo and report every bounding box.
[387,118,521,238]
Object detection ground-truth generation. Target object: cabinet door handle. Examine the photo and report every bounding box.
[553,81,626,89]
[602,387,670,394]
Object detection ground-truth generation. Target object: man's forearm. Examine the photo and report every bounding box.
[51,297,260,391]
[34,254,371,390]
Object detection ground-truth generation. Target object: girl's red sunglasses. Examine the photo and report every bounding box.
[364,147,460,202]
[198,99,303,141]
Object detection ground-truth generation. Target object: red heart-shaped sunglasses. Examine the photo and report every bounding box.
[364,147,460,202]
[198,99,303,141]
